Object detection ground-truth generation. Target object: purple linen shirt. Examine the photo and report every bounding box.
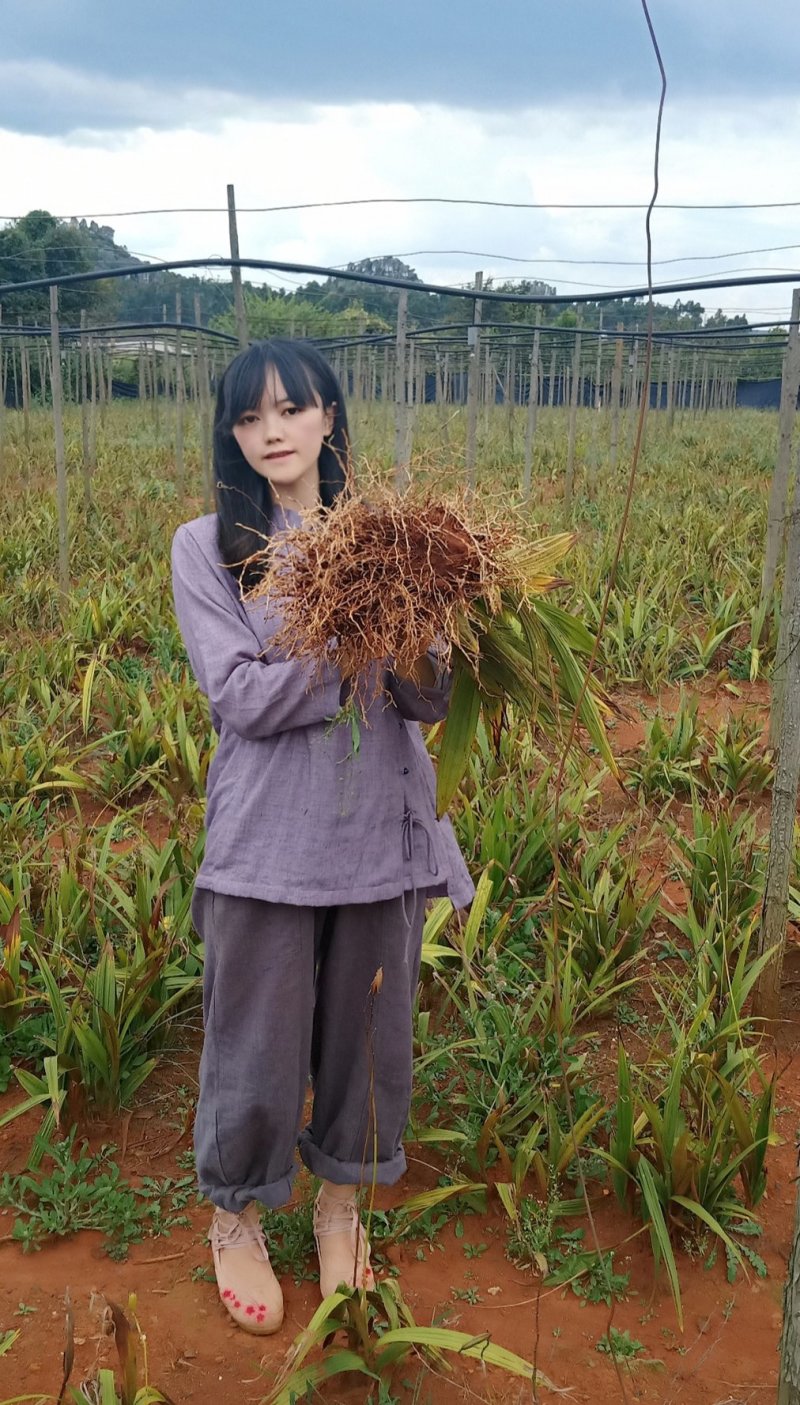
[170,508,475,911]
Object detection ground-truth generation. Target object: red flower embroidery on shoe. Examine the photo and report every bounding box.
[222,1289,232,1300]
[245,1305,255,1315]
[257,1314,265,1324]
[233,1299,241,1309]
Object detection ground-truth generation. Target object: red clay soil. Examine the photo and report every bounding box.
[2,1042,798,1405]
[1,680,796,1404]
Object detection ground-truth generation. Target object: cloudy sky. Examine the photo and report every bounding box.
[2,0,799,321]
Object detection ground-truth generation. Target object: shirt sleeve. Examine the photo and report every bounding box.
[383,646,452,724]
[171,525,344,740]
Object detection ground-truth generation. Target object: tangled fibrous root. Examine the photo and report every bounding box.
[241,486,538,706]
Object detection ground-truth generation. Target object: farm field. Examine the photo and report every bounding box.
[0,398,796,1404]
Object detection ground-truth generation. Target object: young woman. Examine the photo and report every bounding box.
[170,338,474,1334]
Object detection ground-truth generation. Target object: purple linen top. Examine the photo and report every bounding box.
[170,508,476,911]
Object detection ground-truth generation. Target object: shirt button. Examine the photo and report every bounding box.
[402,767,409,775]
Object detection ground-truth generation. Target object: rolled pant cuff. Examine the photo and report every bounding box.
[200,1165,297,1213]
[297,1130,407,1186]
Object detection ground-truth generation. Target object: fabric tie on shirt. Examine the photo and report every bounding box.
[401,808,440,929]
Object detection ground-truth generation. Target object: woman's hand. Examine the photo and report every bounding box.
[392,644,437,689]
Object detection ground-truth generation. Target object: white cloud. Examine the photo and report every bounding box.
[1,92,798,322]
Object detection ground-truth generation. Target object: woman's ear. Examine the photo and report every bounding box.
[323,403,336,438]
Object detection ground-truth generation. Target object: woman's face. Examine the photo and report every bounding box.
[232,367,335,511]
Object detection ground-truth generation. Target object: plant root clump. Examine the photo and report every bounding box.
[242,487,560,707]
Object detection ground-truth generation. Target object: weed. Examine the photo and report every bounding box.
[0,1128,195,1256]
[596,1327,645,1359]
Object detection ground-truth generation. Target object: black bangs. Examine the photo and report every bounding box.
[217,340,321,434]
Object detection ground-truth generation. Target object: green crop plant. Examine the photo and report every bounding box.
[669,799,765,930]
[554,823,660,987]
[604,1037,773,1329]
[702,714,773,796]
[0,904,26,1033]
[627,692,708,801]
[263,1279,551,1403]
[454,761,591,905]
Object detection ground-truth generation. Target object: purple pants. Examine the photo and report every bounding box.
[189,887,426,1212]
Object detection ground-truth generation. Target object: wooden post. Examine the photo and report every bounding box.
[522,312,542,503]
[594,311,604,409]
[88,334,97,468]
[754,453,800,1021]
[49,287,69,599]
[151,334,160,434]
[778,1163,800,1403]
[382,344,390,420]
[564,325,582,515]
[505,346,515,451]
[609,324,624,468]
[195,295,213,512]
[544,346,553,408]
[161,304,171,410]
[0,308,4,476]
[393,290,411,491]
[19,321,30,449]
[79,310,92,510]
[666,343,676,431]
[656,343,666,410]
[227,183,249,350]
[174,293,185,500]
[465,271,483,490]
[588,315,604,484]
[761,289,800,619]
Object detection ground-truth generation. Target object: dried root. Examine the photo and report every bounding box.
[242,485,571,707]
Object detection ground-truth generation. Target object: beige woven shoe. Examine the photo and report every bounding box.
[208,1202,284,1334]
[313,1185,376,1299]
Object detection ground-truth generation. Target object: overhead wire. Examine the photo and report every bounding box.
[3,196,800,219]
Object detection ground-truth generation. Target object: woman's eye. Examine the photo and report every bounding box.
[238,414,257,425]
[283,406,300,416]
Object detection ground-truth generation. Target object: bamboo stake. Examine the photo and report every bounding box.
[79,310,92,511]
[564,325,582,515]
[49,287,69,599]
[88,333,97,468]
[19,320,30,450]
[194,294,213,512]
[228,183,249,349]
[393,290,411,491]
[175,293,185,500]
[754,453,800,1022]
[760,288,800,620]
[522,312,542,504]
[465,271,483,489]
[0,307,4,478]
[609,324,624,468]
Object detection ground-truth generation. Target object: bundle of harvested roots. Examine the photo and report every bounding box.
[243,486,616,814]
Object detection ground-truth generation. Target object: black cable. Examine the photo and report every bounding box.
[3,254,800,306]
[4,196,800,218]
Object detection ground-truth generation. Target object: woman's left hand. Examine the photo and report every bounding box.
[392,644,437,688]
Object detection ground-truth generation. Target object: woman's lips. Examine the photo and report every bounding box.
[264,450,294,461]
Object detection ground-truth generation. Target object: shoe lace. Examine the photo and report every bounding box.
[315,1194,360,1237]
[213,1210,269,1256]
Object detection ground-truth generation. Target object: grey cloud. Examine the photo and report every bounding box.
[2,0,799,137]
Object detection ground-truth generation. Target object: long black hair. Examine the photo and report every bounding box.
[213,338,351,588]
